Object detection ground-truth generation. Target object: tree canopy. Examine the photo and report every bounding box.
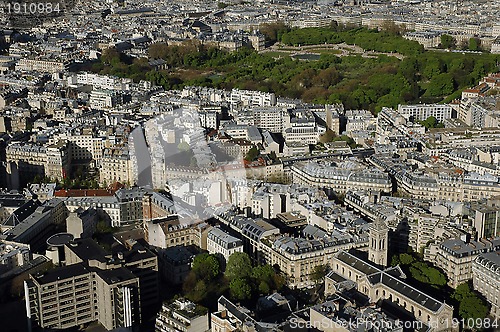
[225,252,253,280]
[229,278,252,301]
[440,34,455,49]
[452,283,490,322]
[245,146,260,162]
[419,116,444,129]
[225,253,285,301]
[310,264,328,284]
[192,253,221,281]
[279,27,423,56]
[251,264,285,294]
[183,253,226,305]
[468,38,481,51]
[391,253,447,288]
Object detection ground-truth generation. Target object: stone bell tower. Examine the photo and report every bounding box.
[369,218,389,267]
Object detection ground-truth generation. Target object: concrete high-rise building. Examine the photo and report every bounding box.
[24,238,158,331]
[472,200,500,239]
[25,264,140,331]
[64,238,159,309]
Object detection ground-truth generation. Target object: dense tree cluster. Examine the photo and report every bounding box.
[279,27,424,56]
[391,253,447,288]
[259,22,290,45]
[439,34,455,49]
[183,253,225,303]
[225,252,285,301]
[180,252,285,305]
[94,48,150,82]
[452,283,490,321]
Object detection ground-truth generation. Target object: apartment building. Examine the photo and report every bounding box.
[222,123,248,140]
[64,237,158,309]
[89,90,125,110]
[258,231,368,288]
[473,251,500,318]
[66,208,98,239]
[142,191,177,221]
[290,162,392,194]
[198,110,218,129]
[70,72,131,90]
[462,83,490,99]
[0,240,31,273]
[45,142,71,180]
[309,299,403,332]
[6,141,70,186]
[403,31,441,49]
[459,98,498,128]
[251,184,291,220]
[344,190,398,224]
[461,173,500,201]
[207,227,243,265]
[145,216,211,250]
[252,107,287,133]
[51,130,111,166]
[491,37,500,54]
[397,104,455,123]
[100,145,133,185]
[387,168,500,203]
[27,183,56,202]
[157,246,196,285]
[428,237,500,288]
[2,199,68,249]
[344,109,376,134]
[16,58,68,73]
[63,196,121,227]
[5,143,45,184]
[218,139,254,159]
[262,130,280,155]
[215,211,369,288]
[247,33,266,51]
[407,215,444,253]
[63,188,150,229]
[114,187,150,225]
[283,117,319,145]
[211,296,261,332]
[230,89,276,107]
[448,149,500,177]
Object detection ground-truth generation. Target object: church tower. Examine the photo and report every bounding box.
[369,218,389,267]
